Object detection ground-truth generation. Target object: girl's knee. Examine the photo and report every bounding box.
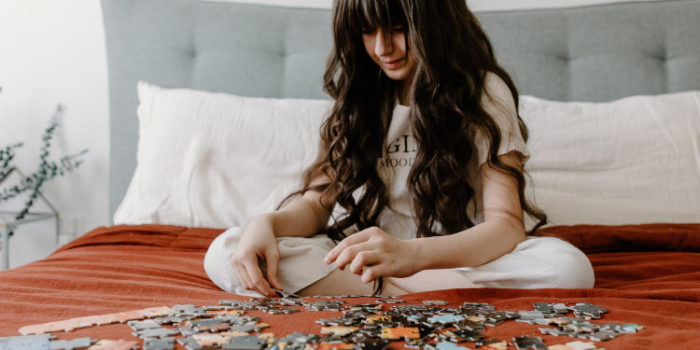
[531,237,595,288]
[204,228,244,293]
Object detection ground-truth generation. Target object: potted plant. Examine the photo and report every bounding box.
[0,102,88,239]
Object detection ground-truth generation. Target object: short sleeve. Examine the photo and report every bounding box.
[474,72,530,166]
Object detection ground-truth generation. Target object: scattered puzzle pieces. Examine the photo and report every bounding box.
[12,299,640,350]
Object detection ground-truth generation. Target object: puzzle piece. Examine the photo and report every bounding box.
[547,345,573,350]
[0,334,52,350]
[175,336,201,350]
[519,311,545,321]
[571,303,607,319]
[563,341,598,350]
[280,332,319,345]
[428,313,466,325]
[353,338,389,350]
[380,326,420,340]
[440,329,484,343]
[127,319,160,331]
[193,333,234,347]
[208,310,245,317]
[221,335,266,350]
[87,339,139,350]
[133,327,180,339]
[619,323,643,333]
[267,307,299,315]
[320,326,358,337]
[305,301,345,312]
[193,321,231,333]
[533,303,568,317]
[435,341,471,350]
[220,331,251,338]
[229,324,264,333]
[143,337,175,350]
[584,330,620,342]
[513,336,547,350]
[477,339,507,350]
[49,337,96,350]
[312,341,355,350]
[466,315,485,323]
[539,328,577,337]
[364,315,392,325]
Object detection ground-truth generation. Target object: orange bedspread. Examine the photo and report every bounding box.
[0,224,698,349]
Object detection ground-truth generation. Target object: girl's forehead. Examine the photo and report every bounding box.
[348,0,407,29]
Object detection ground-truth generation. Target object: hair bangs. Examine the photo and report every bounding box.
[345,0,407,36]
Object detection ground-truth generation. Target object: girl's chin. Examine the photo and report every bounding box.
[383,70,410,81]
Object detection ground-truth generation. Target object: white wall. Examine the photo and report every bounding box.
[0,0,659,269]
[0,0,108,268]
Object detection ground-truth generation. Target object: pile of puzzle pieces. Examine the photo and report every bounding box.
[1,296,644,350]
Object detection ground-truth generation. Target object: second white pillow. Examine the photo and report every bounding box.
[521,91,700,225]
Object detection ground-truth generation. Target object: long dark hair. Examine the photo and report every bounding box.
[283,0,547,242]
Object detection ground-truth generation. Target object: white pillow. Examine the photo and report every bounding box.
[116,82,700,229]
[113,81,331,228]
[521,91,700,226]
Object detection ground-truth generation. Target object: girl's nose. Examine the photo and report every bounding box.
[374,28,393,56]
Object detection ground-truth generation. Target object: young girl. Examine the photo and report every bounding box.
[205,0,594,297]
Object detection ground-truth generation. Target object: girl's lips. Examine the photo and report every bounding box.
[382,58,404,69]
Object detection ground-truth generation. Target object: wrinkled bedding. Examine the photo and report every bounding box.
[0,224,698,348]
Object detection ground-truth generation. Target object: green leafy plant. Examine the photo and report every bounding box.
[0,104,88,237]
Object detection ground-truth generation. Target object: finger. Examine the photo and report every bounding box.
[232,260,253,290]
[325,230,372,264]
[349,250,381,275]
[265,248,284,290]
[243,260,274,297]
[334,241,375,271]
[361,264,390,284]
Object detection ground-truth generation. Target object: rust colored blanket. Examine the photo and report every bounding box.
[0,224,698,349]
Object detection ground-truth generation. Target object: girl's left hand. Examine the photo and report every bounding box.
[324,226,422,283]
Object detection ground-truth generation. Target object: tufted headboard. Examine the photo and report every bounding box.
[102,0,700,219]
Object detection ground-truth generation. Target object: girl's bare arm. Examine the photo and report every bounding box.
[411,151,527,270]
[265,187,333,238]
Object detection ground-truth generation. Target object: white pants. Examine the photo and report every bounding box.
[204,227,595,297]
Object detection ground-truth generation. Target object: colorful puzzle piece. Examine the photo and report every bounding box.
[380,326,420,340]
[87,339,139,350]
[320,326,358,337]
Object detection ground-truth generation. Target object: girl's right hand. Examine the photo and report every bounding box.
[230,215,284,297]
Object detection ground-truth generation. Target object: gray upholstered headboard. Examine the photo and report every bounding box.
[103,0,700,220]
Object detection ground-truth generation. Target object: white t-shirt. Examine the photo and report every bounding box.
[376,73,529,239]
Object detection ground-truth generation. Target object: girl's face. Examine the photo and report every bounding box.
[362,26,417,84]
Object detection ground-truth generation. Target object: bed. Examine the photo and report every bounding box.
[1,0,699,349]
